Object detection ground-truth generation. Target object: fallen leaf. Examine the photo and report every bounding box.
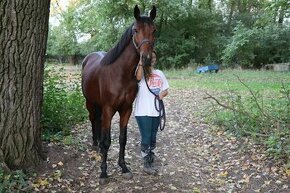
[57,161,64,166]
[218,171,228,178]
[33,178,49,188]
[169,184,177,190]
[286,169,290,177]
[193,187,201,193]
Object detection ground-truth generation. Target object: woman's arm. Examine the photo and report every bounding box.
[135,54,143,81]
[135,63,143,81]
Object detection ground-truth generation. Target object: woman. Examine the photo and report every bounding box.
[134,51,169,175]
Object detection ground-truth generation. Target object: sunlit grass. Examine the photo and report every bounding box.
[45,63,290,94]
[165,69,290,93]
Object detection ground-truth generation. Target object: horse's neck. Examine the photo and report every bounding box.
[117,42,139,73]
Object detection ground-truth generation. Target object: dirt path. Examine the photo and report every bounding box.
[36,88,289,193]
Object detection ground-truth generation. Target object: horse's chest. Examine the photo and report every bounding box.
[120,84,137,103]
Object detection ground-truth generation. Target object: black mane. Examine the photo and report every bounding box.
[100,24,134,65]
[100,16,154,66]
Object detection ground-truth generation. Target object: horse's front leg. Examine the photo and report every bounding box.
[99,107,114,185]
[118,107,133,179]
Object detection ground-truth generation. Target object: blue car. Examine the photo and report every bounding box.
[196,65,219,73]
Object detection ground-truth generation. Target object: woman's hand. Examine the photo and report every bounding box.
[159,89,168,100]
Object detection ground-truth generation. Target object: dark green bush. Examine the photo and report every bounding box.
[222,23,290,68]
[41,67,87,140]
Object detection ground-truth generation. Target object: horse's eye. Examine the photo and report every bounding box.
[153,29,156,34]
[134,29,138,34]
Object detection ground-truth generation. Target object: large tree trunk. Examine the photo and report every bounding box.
[68,55,78,65]
[0,0,50,169]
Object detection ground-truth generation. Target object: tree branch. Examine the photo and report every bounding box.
[203,91,256,120]
[234,74,273,120]
[203,92,271,138]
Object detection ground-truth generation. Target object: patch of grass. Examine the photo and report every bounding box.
[204,78,289,164]
[166,69,290,93]
[62,135,86,151]
[165,68,290,163]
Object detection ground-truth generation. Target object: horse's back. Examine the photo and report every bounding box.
[82,51,107,69]
[82,52,107,97]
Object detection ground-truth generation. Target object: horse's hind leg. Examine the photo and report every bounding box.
[86,101,101,151]
[118,108,133,179]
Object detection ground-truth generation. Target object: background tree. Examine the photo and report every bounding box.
[47,0,290,69]
[0,0,50,170]
[47,0,81,64]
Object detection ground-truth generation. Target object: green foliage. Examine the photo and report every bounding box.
[265,132,290,161]
[157,35,196,69]
[47,0,290,69]
[0,168,31,193]
[156,8,224,69]
[75,0,135,54]
[41,67,87,140]
[208,80,290,162]
[222,22,258,68]
[166,69,289,163]
[254,24,290,66]
[222,22,290,68]
[63,135,86,151]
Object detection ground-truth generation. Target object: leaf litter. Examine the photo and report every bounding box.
[28,88,289,193]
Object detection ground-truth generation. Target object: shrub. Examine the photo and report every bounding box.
[41,67,87,140]
[206,79,290,163]
[222,22,290,69]
[0,168,31,193]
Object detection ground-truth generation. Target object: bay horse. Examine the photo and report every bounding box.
[81,5,156,184]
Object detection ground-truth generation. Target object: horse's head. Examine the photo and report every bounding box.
[132,5,156,66]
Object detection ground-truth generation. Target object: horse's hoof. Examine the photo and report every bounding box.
[99,178,108,185]
[122,172,133,179]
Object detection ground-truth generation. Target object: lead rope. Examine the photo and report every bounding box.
[144,74,166,131]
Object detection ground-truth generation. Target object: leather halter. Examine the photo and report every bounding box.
[132,33,154,51]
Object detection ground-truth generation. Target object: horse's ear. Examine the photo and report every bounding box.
[150,6,156,20]
[134,5,140,20]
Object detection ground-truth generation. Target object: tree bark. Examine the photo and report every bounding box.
[68,55,77,65]
[0,0,50,169]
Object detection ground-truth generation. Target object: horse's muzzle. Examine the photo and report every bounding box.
[143,54,152,66]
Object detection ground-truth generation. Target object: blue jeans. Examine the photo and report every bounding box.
[135,116,160,154]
